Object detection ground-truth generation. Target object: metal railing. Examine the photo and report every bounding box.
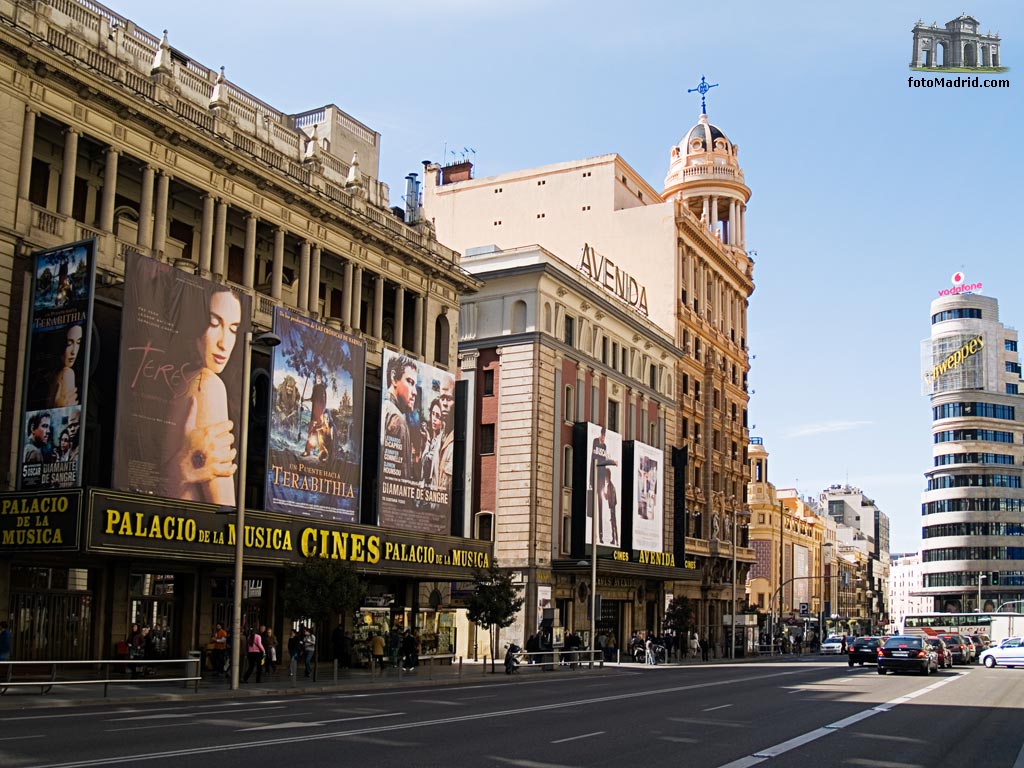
[0,659,202,696]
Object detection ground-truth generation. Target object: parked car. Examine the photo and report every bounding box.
[877,636,938,675]
[979,637,1024,668]
[820,636,844,655]
[925,637,952,669]
[848,636,881,666]
[961,636,977,663]
[970,634,992,654]
[936,633,970,665]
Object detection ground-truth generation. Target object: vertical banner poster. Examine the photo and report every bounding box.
[585,422,623,548]
[632,441,664,553]
[113,252,252,505]
[378,349,455,534]
[20,239,96,491]
[265,308,365,521]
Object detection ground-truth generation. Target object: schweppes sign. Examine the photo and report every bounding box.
[925,335,984,383]
[578,243,649,316]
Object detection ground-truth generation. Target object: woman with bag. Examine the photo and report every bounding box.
[242,626,265,684]
[263,627,278,675]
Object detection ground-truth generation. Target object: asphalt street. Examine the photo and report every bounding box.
[2,656,1023,768]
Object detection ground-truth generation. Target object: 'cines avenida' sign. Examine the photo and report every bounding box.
[578,244,649,316]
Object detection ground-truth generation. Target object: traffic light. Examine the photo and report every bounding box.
[991,571,1000,586]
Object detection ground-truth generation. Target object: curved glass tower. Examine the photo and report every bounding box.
[921,291,1024,613]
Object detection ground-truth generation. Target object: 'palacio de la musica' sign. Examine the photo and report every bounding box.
[578,243,649,317]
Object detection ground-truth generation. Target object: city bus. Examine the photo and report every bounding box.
[902,613,1024,645]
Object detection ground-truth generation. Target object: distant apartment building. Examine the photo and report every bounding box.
[889,552,930,632]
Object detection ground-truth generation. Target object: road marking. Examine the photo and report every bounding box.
[702,704,733,712]
[106,722,204,733]
[716,667,965,768]
[551,731,604,744]
[241,712,403,732]
[668,717,747,728]
[660,736,699,744]
[0,734,44,742]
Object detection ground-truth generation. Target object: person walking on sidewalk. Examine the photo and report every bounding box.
[242,627,265,684]
[287,629,301,677]
[301,625,317,678]
[263,627,278,675]
[700,636,710,662]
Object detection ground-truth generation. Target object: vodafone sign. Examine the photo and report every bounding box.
[938,271,982,297]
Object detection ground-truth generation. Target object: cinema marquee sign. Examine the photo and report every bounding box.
[578,244,649,316]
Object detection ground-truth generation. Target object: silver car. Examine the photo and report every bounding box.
[979,637,1024,668]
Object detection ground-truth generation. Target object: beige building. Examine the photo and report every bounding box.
[425,107,756,650]
[0,0,487,662]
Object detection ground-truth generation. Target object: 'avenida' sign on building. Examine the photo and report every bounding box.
[578,243,649,317]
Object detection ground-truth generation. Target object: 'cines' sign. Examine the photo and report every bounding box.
[578,244,649,316]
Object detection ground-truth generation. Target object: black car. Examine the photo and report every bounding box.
[847,636,881,666]
[877,636,937,675]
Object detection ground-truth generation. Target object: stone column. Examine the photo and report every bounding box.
[137,165,155,249]
[373,275,384,339]
[728,199,737,246]
[394,286,405,348]
[57,128,79,216]
[198,194,214,276]
[153,171,170,257]
[701,197,709,227]
[413,293,425,356]
[341,261,354,327]
[297,241,310,312]
[212,199,228,279]
[710,195,719,236]
[271,228,284,300]
[911,32,920,67]
[242,214,257,289]
[100,147,118,232]
[351,266,363,330]
[309,245,321,314]
[17,109,36,200]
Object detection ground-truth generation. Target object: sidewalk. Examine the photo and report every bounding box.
[0,652,779,711]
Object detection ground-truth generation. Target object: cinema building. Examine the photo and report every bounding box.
[424,108,757,648]
[921,286,1024,613]
[0,0,490,662]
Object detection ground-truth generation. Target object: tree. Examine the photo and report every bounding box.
[466,561,524,671]
[664,595,695,648]
[282,557,367,673]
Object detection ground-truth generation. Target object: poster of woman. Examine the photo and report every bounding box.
[632,441,664,553]
[585,423,622,548]
[265,308,365,521]
[19,240,95,491]
[113,252,251,505]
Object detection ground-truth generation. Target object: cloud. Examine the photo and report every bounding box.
[784,420,873,439]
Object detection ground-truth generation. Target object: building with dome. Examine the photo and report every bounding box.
[920,287,1024,613]
[423,105,756,653]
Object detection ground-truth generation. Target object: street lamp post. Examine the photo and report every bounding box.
[730,496,738,660]
[590,456,616,668]
[230,330,280,691]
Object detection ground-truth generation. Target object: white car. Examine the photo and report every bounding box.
[979,637,1024,668]
[820,636,843,655]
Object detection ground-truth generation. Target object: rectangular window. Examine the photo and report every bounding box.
[601,336,609,364]
[1006,340,1018,352]
[1006,361,1022,375]
[682,374,689,395]
[611,342,619,370]
[563,446,573,487]
[608,400,620,431]
[482,369,495,396]
[564,384,575,422]
[1008,384,1020,395]
[480,424,495,455]
[649,365,658,390]
[564,315,576,346]
[695,382,701,402]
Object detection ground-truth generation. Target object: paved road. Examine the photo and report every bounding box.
[2,657,1023,768]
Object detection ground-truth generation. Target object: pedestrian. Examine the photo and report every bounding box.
[700,636,710,662]
[126,623,143,678]
[242,626,265,683]
[264,627,278,674]
[0,620,11,661]
[302,625,317,678]
[287,629,301,677]
[370,631,386,672]
[841,634,848,654]
[331,624,346,666]
[690,632,700,660]
[341,630,353,669]
[606,632,617,662]
[645,635,656,666]
[210,622,228,678]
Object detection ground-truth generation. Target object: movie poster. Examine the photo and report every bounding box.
[632,441,664,553]
[585,422,622,548]
[113,251,252,505]
[378,349,455,534]
[19,240,96,491]
[265,308,365,521]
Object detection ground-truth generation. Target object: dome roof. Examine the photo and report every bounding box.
[680,113,731,156]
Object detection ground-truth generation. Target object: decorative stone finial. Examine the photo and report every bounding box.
[151,30,172,75]
[346,152,364,194]
[209,66,230,110]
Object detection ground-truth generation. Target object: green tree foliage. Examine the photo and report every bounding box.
[282,557,367,628]
[664,595,695,640]
[466,561,524,670]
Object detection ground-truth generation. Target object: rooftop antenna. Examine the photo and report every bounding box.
[687,74,719,115]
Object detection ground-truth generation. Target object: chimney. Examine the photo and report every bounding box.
[404,173,420,224]
[441,160,473,185]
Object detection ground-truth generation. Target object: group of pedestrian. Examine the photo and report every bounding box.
[287,625,317,678]
[241,624,280,684]
[121,622,171,678]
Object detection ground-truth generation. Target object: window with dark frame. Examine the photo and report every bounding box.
[482,369,495,396]
[480,424,496,454]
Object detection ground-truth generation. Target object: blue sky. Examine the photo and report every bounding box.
[111,0,1022,552]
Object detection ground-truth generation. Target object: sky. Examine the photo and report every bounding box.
[111,0,1023,553]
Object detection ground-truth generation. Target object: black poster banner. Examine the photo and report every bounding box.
[113,252,252,506]
[86,490,491,577]
[19,240,96,491]
[265,308,365,521]
[0,490,82,551]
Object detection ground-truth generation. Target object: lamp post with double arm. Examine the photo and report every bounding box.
[230,329,280,691]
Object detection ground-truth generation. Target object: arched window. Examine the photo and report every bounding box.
[434,314,450,366]
[511,300,527,334]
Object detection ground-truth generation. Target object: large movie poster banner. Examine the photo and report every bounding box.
[378,349,455,534]
[113,252,252,506]
[632,440,664,553]
[265,308,365,522]
[19,240,96,491]
[585,422,623,548]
